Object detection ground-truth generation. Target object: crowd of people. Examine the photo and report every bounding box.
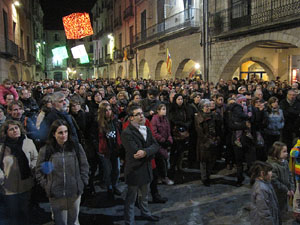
[0,76,300,224]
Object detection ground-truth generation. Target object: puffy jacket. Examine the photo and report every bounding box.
[265,109,284,136]
[250,180,281,225]
[36,143,89,199]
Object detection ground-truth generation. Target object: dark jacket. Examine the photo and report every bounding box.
[40,108,79,143]
[121,124,159,186]
[36,143,89,199]
[140,98,161,120]
[279,98,300,132]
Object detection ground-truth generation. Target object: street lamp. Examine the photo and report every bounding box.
[13,1,20,6]
[195,63,200,69]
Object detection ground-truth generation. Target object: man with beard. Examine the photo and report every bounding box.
[40,92,78,144]
[121,105,160,225]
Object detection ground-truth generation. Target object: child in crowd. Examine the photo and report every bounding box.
[267,142,294,220]
[250,161,281,225]
[232,94,253,147]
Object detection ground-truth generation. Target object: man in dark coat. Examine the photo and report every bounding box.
[140,88,160,120]
[280,89,300,151]
[121,105,159,225]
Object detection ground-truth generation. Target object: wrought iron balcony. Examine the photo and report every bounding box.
[114,17,122,29]
[94,27,113,40]
[123,45,135,60]
[19,48,25,61]
[124,5,134,20]
[1,39,18,58]
[105,54,112,63]
[27,52,36,65]
[133,8,201,47]
[113,49,124,62]
[209,0,300,36]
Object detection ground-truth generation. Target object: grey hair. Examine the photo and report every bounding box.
[51,91,65,102]
[199,99,211,109]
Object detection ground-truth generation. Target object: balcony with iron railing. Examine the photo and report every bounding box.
[209,0,300,38]
[113,49,123,62]
[105,54,112,63]
[124,5,134,20]
[19,48,25,61]
[94,27,113,40]
[123,45,135,60]
[133,8,201,47]
[106,1,113,10]
[114,17,122,29]
[27,52,36,65]
[1,39,18,58]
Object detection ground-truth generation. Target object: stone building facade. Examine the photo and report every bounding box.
[0,0,45,82]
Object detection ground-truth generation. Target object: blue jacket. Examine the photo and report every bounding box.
[265,109,284,136]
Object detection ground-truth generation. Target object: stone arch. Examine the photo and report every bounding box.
[155,60,164,80]
[139,59,149,79]
[103,69,107,78]
[238,57,275,80]
[175,59,191,78]
[24,69,31,81]
[129,62,134,79]
[217,32,300,81]
[110,65,116,78]
[9,65,18,81]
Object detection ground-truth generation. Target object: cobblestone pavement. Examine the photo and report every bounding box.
[33,167,297,225]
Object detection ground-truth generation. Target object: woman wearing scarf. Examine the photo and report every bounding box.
[0,120,38,225]
[195,99,220,186]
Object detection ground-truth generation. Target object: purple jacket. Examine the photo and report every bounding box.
[151,114,173,158]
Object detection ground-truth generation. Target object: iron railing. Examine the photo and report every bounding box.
[113,49,123,62]
[133,8,201,46]
[27,52,36,64]
[124,5,134,20]
[94,27,113,40]
[105,54,112,63]
[114,17,122,29]
[123,45,135,60]
[210,0,300,35]
[5,39,18,58]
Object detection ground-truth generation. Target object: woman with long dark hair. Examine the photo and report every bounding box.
[0,120,38,225]
[169,94,192,182]
[36,119,89,225]
[97,102,122,199]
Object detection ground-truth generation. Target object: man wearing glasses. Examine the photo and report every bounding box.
[121,105,159,225]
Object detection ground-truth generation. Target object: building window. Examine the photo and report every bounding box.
[54,34,59,41]
[27,36,30,53]
[13,22,16,42]
[21,30,24,48]
[90,45,93,53]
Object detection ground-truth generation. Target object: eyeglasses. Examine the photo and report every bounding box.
[58,99,66,103]
[132,112,144,117]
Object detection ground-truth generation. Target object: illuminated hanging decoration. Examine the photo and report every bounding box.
[62,12,94,39]
[71,44,88,59]
[79,55,89,64]
[52,46,68,60]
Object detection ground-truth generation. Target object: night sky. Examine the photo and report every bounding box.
[40,0,97,30]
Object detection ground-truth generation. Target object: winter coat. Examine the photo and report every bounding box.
[36,143,89,199]
[151,114,173,159]
[250,179,281,225]
[0,85,18,105]
[279,98,300,132]
[231,103,249,123]
[265,109,284,136]
[140,98,161,120]
[121,123,159,186]
[98,117,122,157]
[0,136,38,195]
[194,111,219,162]
[20,97,39,119]
[267,157,295,211]
[169,104,193,132]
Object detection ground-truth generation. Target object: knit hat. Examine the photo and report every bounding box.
[236,94,247,104]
